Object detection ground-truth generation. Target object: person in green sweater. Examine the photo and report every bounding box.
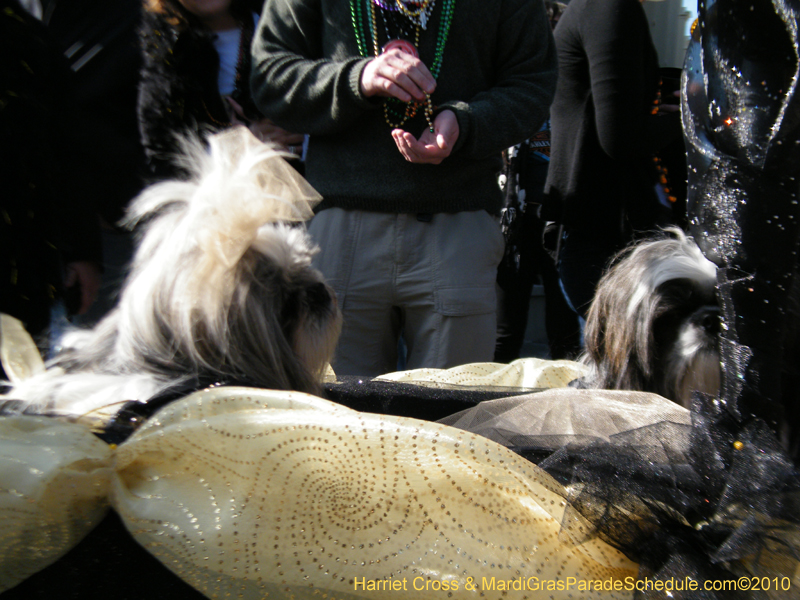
[251,0,557,376]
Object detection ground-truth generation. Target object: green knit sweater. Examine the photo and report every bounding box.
[251,0,557,214]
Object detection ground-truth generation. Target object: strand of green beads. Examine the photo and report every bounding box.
[350,0,368,57]
[384,97,417,128]
[430,0,454,78]
[422,0,453,132]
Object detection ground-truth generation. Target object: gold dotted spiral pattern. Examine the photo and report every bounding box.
[112,388,636,599]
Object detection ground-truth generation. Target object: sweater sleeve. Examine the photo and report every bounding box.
[436,0,558,160]
[250,0,376,136]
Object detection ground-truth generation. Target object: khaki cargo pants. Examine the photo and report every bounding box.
[309,208,504,377]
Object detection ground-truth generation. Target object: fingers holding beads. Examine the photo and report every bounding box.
[360,49,436,103]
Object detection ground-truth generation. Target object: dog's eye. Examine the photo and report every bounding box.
[281,282,333,326]
[695,305,721,334]
[305,282,332,311]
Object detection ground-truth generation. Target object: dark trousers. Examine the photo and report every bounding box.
[557,229,624,320]
[495,215,581,362]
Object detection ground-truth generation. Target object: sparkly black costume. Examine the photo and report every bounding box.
[683,0,800,457]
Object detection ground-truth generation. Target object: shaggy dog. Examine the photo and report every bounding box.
[581,228,720,407]
[3,128,341,421]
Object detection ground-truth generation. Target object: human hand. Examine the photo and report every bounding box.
[249,118,305,148]
[226,97,304,151]
[64,261,101,315]
[391,109,459,165]
[360,48,436,103]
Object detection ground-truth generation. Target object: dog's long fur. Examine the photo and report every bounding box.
[4,128,341,420]
[581,228,721,407]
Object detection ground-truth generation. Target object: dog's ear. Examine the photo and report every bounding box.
[584,245,639,366]
[283,280,341,384]
[584,274,641,384]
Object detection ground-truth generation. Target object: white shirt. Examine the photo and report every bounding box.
[213,14,259,96]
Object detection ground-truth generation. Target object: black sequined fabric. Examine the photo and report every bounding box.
[539,395,800,599]
[683,0,800,455]
[442,390,800,598]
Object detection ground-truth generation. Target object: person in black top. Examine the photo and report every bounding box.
[138,0,303,179]
[1,0,102,343]
[544,0,681,323]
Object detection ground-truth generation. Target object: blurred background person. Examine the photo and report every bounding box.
[1,0,101,353]
[544,0,682,330]
[494,0,581,362]
[39,0,147,331]
[137,0,305,180]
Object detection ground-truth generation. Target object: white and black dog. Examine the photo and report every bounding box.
[581,228,721,408]
[3,127,341,421]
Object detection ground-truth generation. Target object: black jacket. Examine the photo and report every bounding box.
[544,0,680,236]
[137,7,259,179]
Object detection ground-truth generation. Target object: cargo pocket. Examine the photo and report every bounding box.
[430,211,502,317]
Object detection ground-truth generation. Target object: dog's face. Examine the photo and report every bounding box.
[583,229,720,407]
[218,223,342,393]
